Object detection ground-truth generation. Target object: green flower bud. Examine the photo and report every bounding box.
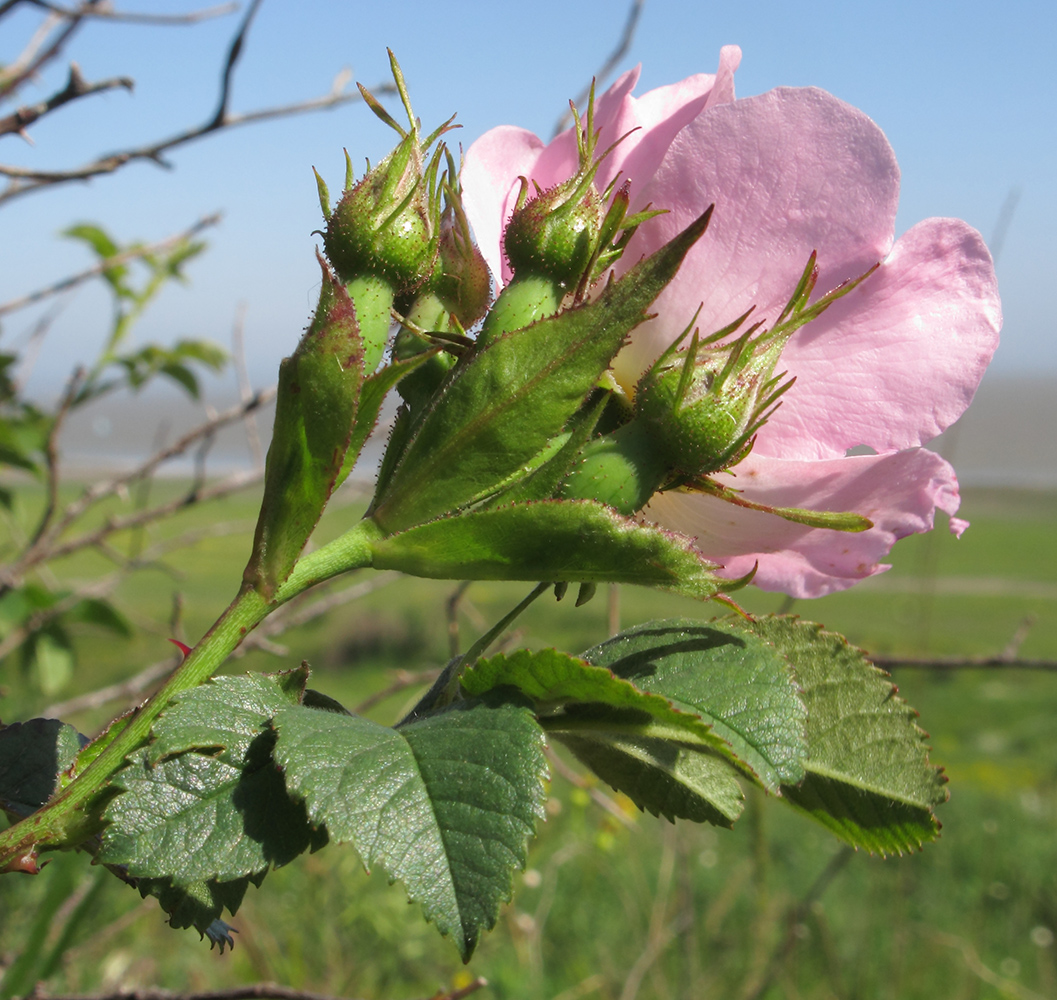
[501,86,663,294]
[635,252,881,479]
[503,174,607,288]
[321,52,451,294]
[435,215,492,327]
[635,323,791,478]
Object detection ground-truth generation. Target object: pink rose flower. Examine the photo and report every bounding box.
[461,48,1002,598]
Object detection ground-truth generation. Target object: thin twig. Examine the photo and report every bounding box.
[0,214,222,318]
[28,980,489,1000]
[0,5,391,208]
[41,656,176,719]
[41,574,402,719]
[24,366,84,553]
[740,847,854,1000]
[230,301,264,469]
[932,929,1050,1000]
[353,667,440,715]
[550,0,645,138]
[0,0,97,98]
[18,1,238,25]
[38,468,263,567]
[546,746,638,831]
[0,62,133,138]
[2,388,275,587]
[876,655,1057,671]
[446,579,472,657]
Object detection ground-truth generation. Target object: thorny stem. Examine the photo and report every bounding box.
[0,519,381,870]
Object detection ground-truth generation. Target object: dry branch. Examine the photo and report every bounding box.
[0,62,133,138]
[28,982,488,1000]
[550,0,645,138]
[14,1,238,25]
[0,0,392,204]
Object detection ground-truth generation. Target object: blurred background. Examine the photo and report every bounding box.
[1,3,1055,999]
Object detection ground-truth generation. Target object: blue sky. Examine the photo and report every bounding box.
[3,0,1054,396]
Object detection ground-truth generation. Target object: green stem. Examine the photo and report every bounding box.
[0,519,383,869]
[345,273,395,374]
[476,273,563,348]
[440,582,550,704]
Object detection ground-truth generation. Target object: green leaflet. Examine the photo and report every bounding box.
[244,257,364,599]
[369,500,728,599]
[461,647,744,826]
[99,670,322,898]
[583,620,807,790]
[146,667,309,766]
[557,733,744,826]
[0,718,85,820]
[272,695,547,961]
[370,210,712,532]
[462,648,729,754]
[740,616,949,854]
[100,746,321,885]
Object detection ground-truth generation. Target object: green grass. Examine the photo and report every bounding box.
[1,483,1056,999]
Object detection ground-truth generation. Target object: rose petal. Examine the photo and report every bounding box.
[463,50,742,290]
[461,125,545,287]
[759,217,1002,458]
[644,448,963,598]
[594,46,742,194]
[613,86,901,388]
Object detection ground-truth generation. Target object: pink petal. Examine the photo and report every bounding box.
[643,448,964,598]
[613,86,901,388]
[759,217,1002,459]
[462,50,742,290]
[460,125,545,287]
[593,46,743,194]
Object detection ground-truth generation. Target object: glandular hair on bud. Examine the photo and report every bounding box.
[323,136,439,294]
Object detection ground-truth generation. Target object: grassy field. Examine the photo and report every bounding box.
[1,482,1055,1000]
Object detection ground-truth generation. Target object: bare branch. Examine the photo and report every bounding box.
[550,0,645,138]
[208,0,262,128]
[874,615,1056,671]
[876,655,1057,672]
[0,0,393,206]
[230,300,264,469]
[0,86,378,203]
[0,0,100,99]
[42,655,177,719]
[740,847,855,1000]
[546,746,638,830]
[0,62,133,138]
[18,1,239,25]
[247,572,401,645]
[0,389,274,589]
[24,365,85,553]
[353,666,440,715]
[29,983,489,1000]
[41,467,262,566]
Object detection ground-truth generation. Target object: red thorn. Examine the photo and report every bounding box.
[168,638,192,659]
[2,851,42,874]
